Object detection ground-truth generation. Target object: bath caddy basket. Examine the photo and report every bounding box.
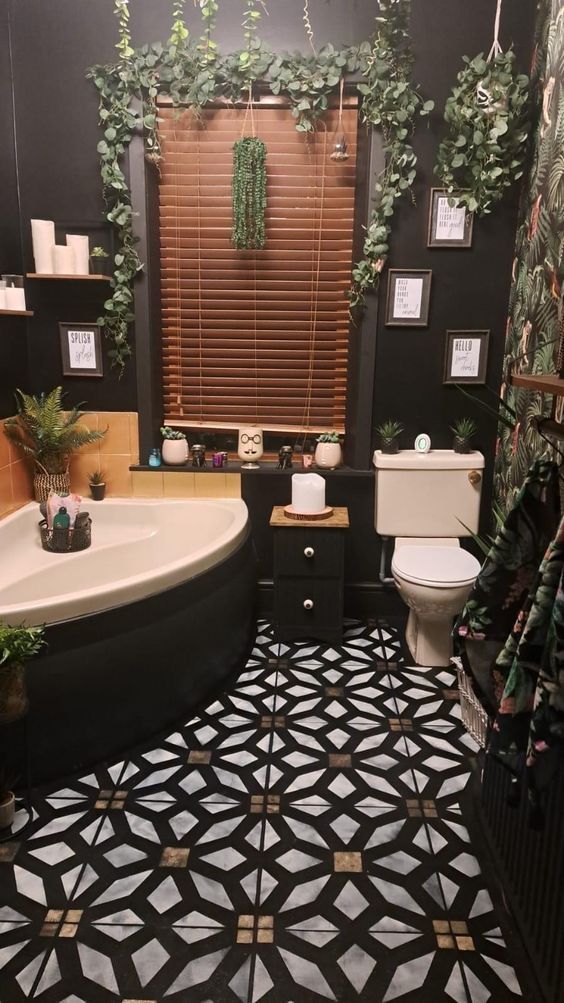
[451,655,490,748]
[39,517,91,554]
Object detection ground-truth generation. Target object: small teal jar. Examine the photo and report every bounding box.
[149,448,161,468]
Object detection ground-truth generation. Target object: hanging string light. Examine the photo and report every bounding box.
[330,77,350,161]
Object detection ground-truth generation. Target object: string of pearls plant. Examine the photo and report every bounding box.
[90,0,431,371]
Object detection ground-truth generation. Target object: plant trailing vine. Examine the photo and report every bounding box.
[89,0,432,368]
[232,138,267,248]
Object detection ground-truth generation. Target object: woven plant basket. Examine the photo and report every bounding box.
[0,663,27,722]
[33,470,70,503]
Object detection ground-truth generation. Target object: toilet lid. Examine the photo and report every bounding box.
[392,546,481,587]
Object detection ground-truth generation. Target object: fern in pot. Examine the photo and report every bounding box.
[451,417,477,453]
[4,388,106,502]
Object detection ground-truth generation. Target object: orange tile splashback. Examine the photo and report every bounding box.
[0,411,140,519]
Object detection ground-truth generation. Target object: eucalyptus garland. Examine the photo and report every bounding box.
[232,138,267,249]
[435,50,530,215]
[90,0,430,369]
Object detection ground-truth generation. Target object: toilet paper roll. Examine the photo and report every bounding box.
[66,234,90,275]
[5,286,26,311]
[31,219,55,274]
[53,244,76,275]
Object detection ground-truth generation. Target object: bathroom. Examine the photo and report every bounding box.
[1,0,564,1000]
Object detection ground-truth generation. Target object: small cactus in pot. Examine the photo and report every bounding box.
[88,469,106,501]
[314,431,342,469]
[375,419,404,454]
[160,426,188,465]
[451,417,477,454]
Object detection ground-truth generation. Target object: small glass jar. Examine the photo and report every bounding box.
[148,448,161,468]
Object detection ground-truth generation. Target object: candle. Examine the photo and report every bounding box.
[5,286,26,311]
[31,219,55,274]
[66,234,90,275]
[291,472,326,514]
[53,244,76,275]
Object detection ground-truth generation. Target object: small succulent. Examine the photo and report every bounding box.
[88,469,105,485]
[451,417,477,440]
[90,246,109,258]
[316,431,341,443]
[160,426,187,440]
[375,420,404,441]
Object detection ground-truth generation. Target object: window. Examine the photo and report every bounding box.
[158,98,358,435]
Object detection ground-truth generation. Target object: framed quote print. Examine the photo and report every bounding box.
[385,269,432,327]
[428,188,474,248]
[444,330,489,384]
[59,322,104,377]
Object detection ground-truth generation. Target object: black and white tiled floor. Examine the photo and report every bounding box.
[0,620,527,1002]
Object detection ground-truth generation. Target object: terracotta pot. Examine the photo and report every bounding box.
[0,662,27,722]
[90,482,106,501]
[314,442,342,469]
[34,470,71,503]
[0,792,15,830]
[162,438,188,465]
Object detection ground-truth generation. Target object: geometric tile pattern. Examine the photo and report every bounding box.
[0,619,524,1001]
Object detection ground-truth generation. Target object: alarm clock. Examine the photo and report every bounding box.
[414,433,431,453]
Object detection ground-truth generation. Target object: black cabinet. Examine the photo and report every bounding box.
[270,507,349,642]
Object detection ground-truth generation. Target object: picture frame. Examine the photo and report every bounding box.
[59,322,104,377]
[427,188,474,248]
[443,330,490,384]
[385,269,432,327]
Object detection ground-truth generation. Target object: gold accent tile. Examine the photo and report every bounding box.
[443,689,459,701]
[237,929,253,943]
[456,936,475,951]
[160,847,190,868]
[40,923,59,937]
[60,923,79,938]
[162,472,196,498]
[224,472,242,498]
[450,921,468,935]
[260,715,285,729]
[132,471,163,497]
[65,910,83,923]
[334,851,362,873]
[329,754,352,768]
[188,750,211,764]
[238,915,254,929]
[45,910,64,923]
[325,687,344,698]
[194,472,227,498]
[257,916,273,929]
[257,929,273,943]
[0,842,20,862]
[437,934,456,949]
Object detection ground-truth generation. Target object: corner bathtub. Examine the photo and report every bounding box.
[0,498,256,783]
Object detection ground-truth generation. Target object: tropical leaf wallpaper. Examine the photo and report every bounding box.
[495,0,564,510]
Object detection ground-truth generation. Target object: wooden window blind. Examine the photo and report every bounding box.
[158,100,358,434]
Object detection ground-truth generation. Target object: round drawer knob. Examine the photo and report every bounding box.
[303,598,314,611]
[304,546,315,558]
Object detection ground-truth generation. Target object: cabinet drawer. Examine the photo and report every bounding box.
[274,575,343,634]
[274,528,344,577]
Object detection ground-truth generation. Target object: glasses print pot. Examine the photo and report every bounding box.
[162,437,188,465]
[314,440,342,470]
[238,427,264,468]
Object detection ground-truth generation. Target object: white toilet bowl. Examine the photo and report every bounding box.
[391,539,481,666]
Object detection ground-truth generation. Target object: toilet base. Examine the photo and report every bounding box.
[405,608,453,667]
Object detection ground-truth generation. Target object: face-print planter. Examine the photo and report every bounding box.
[238,427,264,469]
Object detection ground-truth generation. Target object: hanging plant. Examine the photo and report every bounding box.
[435,0,530,216]
[269,45,358,133]
[348,0,433,308]
[232,137,267,249]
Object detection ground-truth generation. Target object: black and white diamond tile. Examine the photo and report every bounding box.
[0,620,525,1002]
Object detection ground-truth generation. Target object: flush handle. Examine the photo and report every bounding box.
[303,598,314,611]
[468,470,482,486]
[304,546,315,558]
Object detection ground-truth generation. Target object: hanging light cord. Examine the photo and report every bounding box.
[196,119,204,425]
[303,0,316,56]
[487,0,503,61]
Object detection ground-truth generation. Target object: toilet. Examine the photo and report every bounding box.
[373,449,484,666]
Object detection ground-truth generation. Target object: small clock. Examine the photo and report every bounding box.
[414,433,431,453]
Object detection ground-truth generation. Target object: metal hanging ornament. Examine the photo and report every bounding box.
[330,78,349,162]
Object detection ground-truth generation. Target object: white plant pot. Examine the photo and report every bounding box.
[314,442,342,469]
[162,439,188,465]
[0,792,15,830]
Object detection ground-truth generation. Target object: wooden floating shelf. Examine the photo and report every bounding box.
[26,273,111,282]
[0,309,34,317]
[510,373,564,396]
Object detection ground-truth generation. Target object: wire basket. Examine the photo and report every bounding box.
[451,655,491,749]
[39,517,91,554]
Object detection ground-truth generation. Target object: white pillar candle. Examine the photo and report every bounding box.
[5,286,26,311]
[292,472,326,513]
[0,289,6,309]
[31,219,55,274]
[52,244,76,275]
[66,234,90,275]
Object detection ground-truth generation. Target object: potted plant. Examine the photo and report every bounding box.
[375,419,404,454]
[314,431,342,470]
[90,245,110,275]
[0,623,46,830]
[4,387,106,502]
[160,425,189,465]
[451,417,478,453]
[88,469,106,501]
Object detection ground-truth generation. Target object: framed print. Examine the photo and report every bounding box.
[385,269,432,327]
[443,330,489,384]
[59,322,103,377]
[427,188,474,248]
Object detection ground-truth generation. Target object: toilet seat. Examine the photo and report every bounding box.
[392,545,481,588]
